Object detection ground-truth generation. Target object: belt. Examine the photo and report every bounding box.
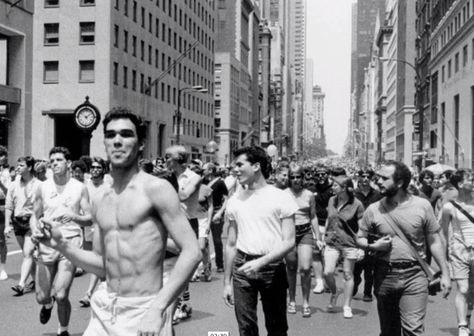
[296,223,311,233]
[237,249,264,261]
[377,260,419,269]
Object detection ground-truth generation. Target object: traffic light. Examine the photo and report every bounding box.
[413,121,420,134]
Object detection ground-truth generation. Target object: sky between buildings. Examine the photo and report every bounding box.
[307,0,353,155]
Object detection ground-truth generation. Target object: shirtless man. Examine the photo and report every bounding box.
[32,146,93,336]
[35,107,201,336]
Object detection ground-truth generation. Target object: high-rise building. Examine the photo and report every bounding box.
[259,22,272,145]
[0,0,34,161]
[214,0,260,165]
[31,0,216,160]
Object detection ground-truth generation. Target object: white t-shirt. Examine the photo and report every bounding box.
[226,184,298,255]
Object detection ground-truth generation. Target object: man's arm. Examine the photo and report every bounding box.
[178,174,201,201]
[213,195,228,220]
[4,186,13,234]
[438,203,452,246]
[145,178,201,314]
[427,230,452,297]
[223,217,238,307]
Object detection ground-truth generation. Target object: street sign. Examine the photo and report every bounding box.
[412,151,427,156]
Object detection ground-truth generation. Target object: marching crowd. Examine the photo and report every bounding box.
[0,107,472,336]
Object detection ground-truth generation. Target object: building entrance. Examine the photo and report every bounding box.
[54,114,83,160]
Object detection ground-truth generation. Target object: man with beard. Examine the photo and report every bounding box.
[312,166,333,294]
[357,160,451,336]
[353,168,381,301]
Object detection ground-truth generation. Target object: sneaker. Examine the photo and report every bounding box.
[302,306,311,318]
[26,280,35,292]
[287,301,297,314]
[75,268,84,277]
[0,270,8,280]
[11,285,24,297]
[79,294,91,307]
[327,289,343,313]
[201,265,212,282]
[57,331,70,336]
[40,298,55,324]
[363,294,373,302]
[313,280,324,294]
[177,304,192,320]
[216,267,224,273]
[343,306,353,319]
[459,325,471,336]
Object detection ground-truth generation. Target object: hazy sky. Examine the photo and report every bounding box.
[306,0,353,154]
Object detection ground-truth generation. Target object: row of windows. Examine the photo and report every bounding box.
[440,38,474,83]
[43,60,94,83]
[112,62,213,118]
[172,117,214,139]
[44,22,95,45]
[114,0,215,37]
[45,0,94,7]
[432,0,473,55]
[113,25,214,71]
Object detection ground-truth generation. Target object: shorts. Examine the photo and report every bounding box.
[295,224,314,246]
[83,283,173,336]
[449,238,474,280]
[35,235,82,265]
[12,215,32,237]
[198,217,210,239]
[324,244,363,261]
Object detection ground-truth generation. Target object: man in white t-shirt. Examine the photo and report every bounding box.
[223,146,297,336]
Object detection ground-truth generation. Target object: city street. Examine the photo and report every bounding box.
[0,236,460,336]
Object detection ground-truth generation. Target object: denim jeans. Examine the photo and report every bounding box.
[374,263,428,336]
[210,213,224,269]
[233,250,288,336]
[353,254,375,296]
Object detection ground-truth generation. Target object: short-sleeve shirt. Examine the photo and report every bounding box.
[5,177,41,217]
[355,187,382,210]
[285,188,313,226]
[418,187,442,211]
[210,178,228,210]
[226,184,298,255]
[325,196,364,248]
[359,196,440,262]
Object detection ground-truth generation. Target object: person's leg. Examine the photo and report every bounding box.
[298,243,313,310]
[363,255,375,299]
[455,279,470,327]
[260,262,288,336]
[284,247,297,310]
[0,212,7,279]
[53,258,76,330]
[352,259,363,296]
[36,262,55,305]
[17,234,36,289]
[312,225,325,293]
[399,268,428,336]
[342,257,356,309]
[233,265,259,336]
[374,265,402,336]
[323,246,339,294]
[210,215,224,270]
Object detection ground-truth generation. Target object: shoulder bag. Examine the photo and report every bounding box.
[450,201,474,243]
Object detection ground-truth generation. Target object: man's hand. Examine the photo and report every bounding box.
[223,283,234,307]
[237,258,264,276]
[212,212,222,222]
[315,240,325,250]
[441,273,452,298]
[372,235,392,252]
[137,309,164,336]
[33,218,65,249]
[4,225,12,236]
[53,212,76,224]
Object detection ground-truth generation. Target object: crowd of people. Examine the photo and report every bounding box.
[0,107,472,336]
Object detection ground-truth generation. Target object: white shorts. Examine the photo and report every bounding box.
[83,283,173,336]
[198,217,210,239]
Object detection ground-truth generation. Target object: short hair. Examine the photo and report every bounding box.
[71,160,87,173]
[34,160,47,172]
[333,175,355,204]
[17,156,36,172]
[49,146,71,161]
[418,169,434,183]
[450,169,469,190]
[203,162,217,174]
[385,160,412,191]
[233,146,272,179]
[102,107,147,142]
[139,159,154,174]
[331,167,347,177]
[91,156,107,171]
[358,168,375,178]
[165,145,189,164]
[79,155,92,172]
[0,146,7,156]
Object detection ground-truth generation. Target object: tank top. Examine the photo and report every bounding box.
[286,188,312,226]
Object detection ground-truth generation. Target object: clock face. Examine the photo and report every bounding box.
[75,107,97,129]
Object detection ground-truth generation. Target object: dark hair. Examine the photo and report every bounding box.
[358,168,375,178]
[331,167,347,177]
[233,146,272,179]
[385,160,412,191]
[333,175,355,205]
[103,107,147,142]
[17,156,36,173]
[79,155,92,172]
[441,169,455,180]
[71,160,88,173]
[139,159,154,174]
[0,146,7,157]
[450,169,469,190]
[49,146,71,161]
[91,156,107,171]
[418,169,434,183]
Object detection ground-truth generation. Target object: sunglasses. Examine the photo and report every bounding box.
[90,165,102,170]
[104,130,136,139]
[289,175,303,180]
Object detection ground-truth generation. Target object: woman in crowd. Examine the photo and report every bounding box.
[323,172,364,319]
[285,165,321,317]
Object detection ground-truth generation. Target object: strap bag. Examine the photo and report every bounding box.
[382,203,442,296]
[450,201,474,243]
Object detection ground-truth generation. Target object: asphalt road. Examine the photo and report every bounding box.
[0,236,461,336]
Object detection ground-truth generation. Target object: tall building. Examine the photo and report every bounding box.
[31,0,216,160]
[214,0,260,165]
[0,0,34,161]
[259,22,272,145]
[430,0,474,168]
[351,0,385,131]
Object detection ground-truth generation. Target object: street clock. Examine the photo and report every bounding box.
[73,96,100,131]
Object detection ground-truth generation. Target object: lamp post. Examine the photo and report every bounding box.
[175,82,208,145]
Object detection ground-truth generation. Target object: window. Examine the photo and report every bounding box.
[155,49,159,68]
[80,60,95,83]
[79,22,95,44]
[112,62,118,85]
[124,0,128,16]
[455,52,459,72]
[43,61,59,83]
[442,65,445,82]
[141,7,145,28]
[44,0,59,7]
[140,74,144,93]
[133,1,137,22]
[149,13,152,33]
[132,70,137,91]
[113,25,119,48]
[155,18,159,38]
[123,66,128,88]
[132,35,137,56]
[44,23,59,46]
[123,30,128,52]
[448,59,452,78]
[464,45,468,66]
[80,0,95,6]
[148,45,152,65]
[140,40,144,61]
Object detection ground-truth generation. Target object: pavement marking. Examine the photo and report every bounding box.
[7,250,22,256]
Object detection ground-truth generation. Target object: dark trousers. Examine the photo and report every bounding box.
[233,250,288,336]
[210,213,224,269]
[374,264,428,336]
[353,254,375,296]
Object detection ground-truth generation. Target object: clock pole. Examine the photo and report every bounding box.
[73,96,101,157]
